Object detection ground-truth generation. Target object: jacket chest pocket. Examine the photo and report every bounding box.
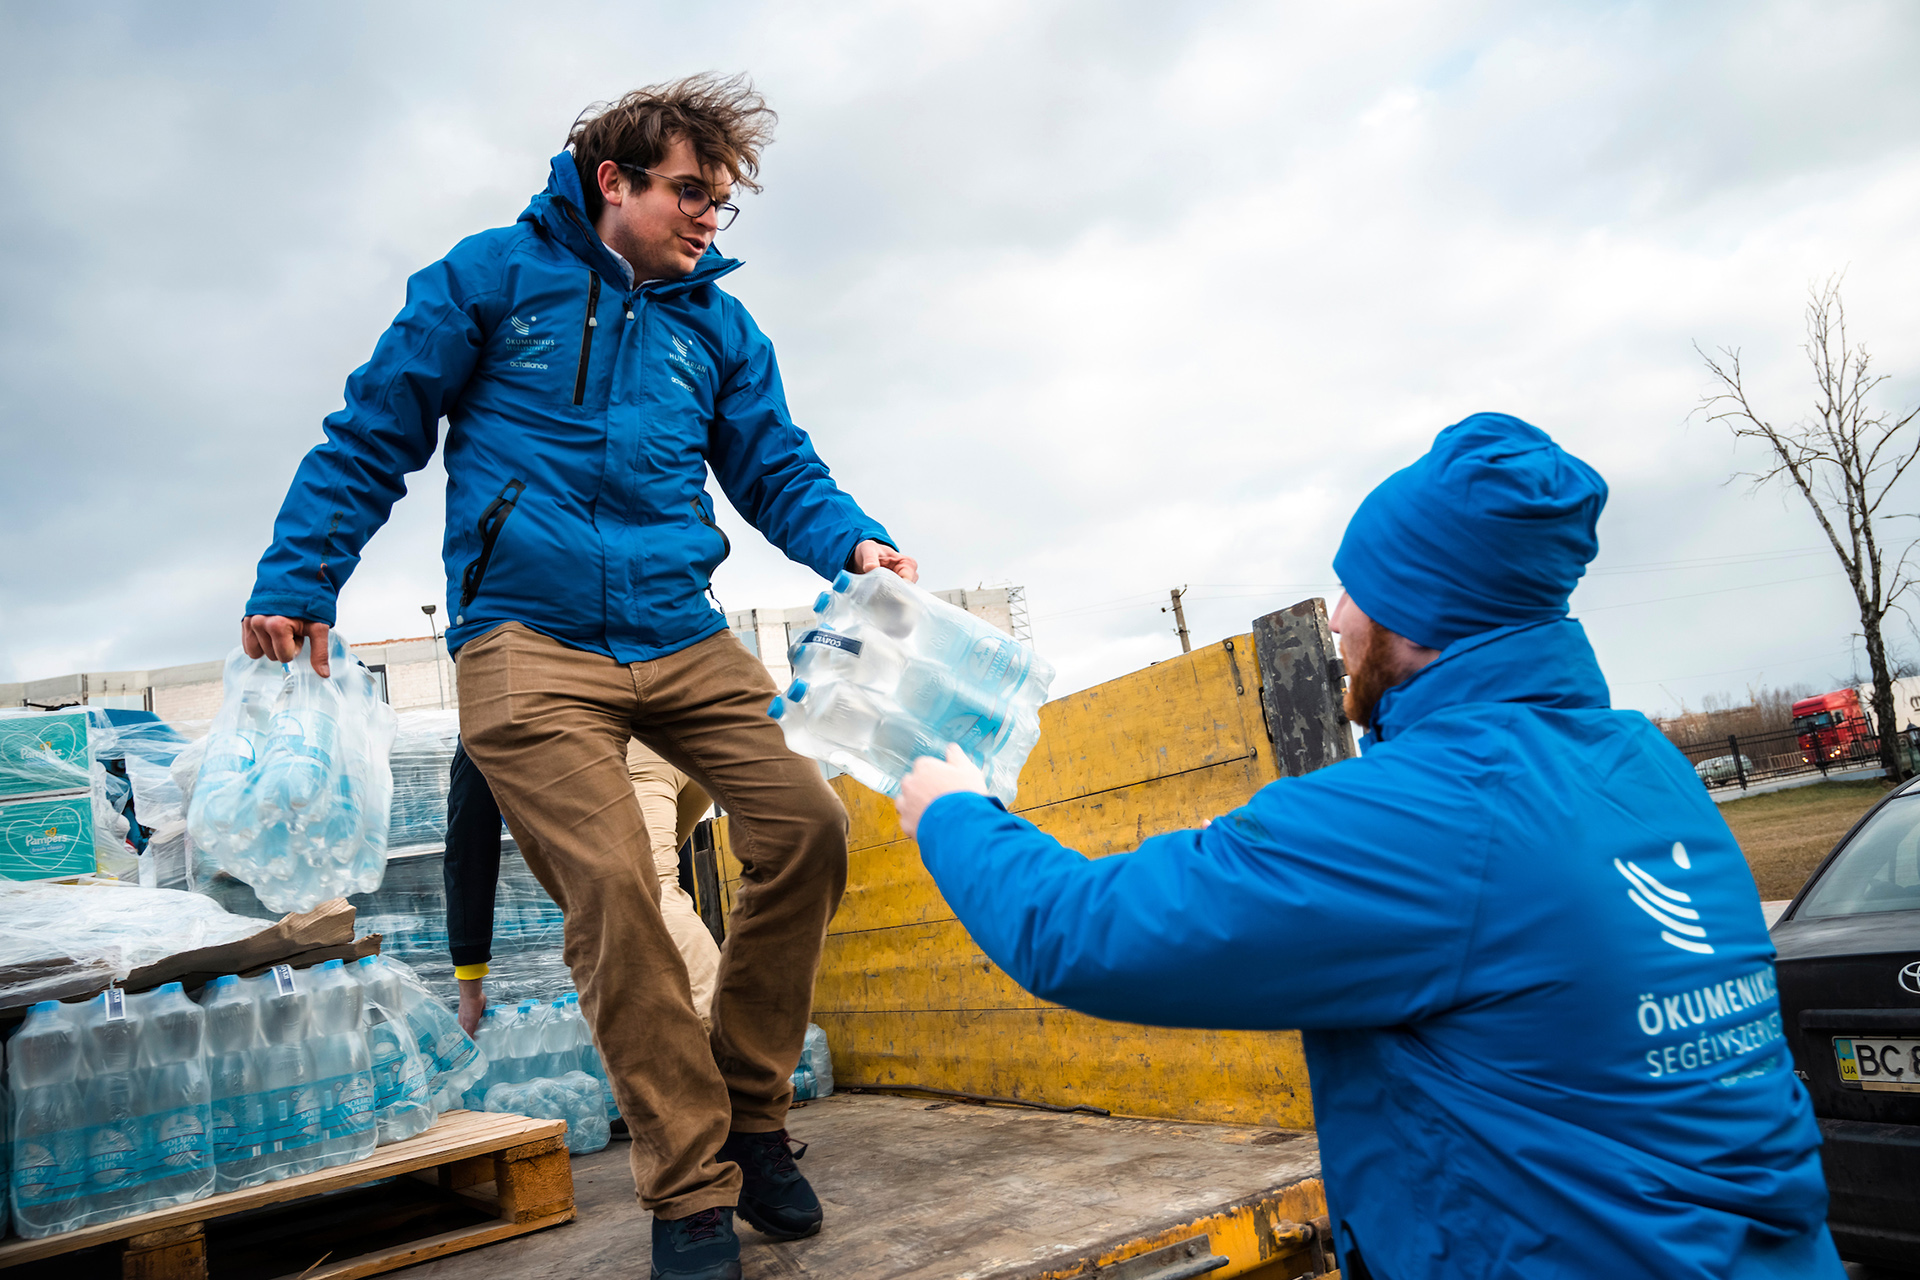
[485,271,613,413]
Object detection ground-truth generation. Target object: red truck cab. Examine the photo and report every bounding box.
[1794,688,1875,763]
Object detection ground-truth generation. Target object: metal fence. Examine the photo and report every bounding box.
[1670,721,1908,794]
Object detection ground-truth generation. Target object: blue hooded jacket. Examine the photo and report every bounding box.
[915,418,1838,1278]
[246,153,893,660]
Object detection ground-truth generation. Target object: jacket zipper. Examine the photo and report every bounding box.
[572,273,601,406]
[690,497,731,558]
[460,478,528,607]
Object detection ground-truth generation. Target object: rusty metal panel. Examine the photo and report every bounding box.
[1251,600,1354,778]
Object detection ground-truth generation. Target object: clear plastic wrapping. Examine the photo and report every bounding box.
[792,1022,834,1101]
[187,636,400,913]
[0,883,271,1008]
[769,567,1054,803]
[386,711,462,853]
[8,983,215,1237]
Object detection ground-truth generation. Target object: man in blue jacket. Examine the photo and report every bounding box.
[241,76,912,1279]
[897,413,1841,1279]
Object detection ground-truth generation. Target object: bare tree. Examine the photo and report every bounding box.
[1697,276,1920,780]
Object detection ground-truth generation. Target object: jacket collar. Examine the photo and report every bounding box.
[519,150,742,296]
[1361,616,1611,751]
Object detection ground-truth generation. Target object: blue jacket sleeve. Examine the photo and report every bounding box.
[915,749,1493,1031]
[245,245,501,623]
[707,308,893,579]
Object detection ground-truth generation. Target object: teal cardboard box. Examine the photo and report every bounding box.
[0,710,92,800]
[0,793,97,880]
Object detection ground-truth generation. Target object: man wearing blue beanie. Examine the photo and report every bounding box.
[896,413,1841,1279]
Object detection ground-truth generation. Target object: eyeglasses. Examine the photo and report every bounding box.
[617,164,740,230]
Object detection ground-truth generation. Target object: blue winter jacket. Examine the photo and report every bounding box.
[247,153,892,660]
[917,618,1840,1279]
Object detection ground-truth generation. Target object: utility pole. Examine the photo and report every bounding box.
[422,604,446,709]
[1163,587,1191,654]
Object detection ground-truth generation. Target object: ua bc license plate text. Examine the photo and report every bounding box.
[1833,1037,1920,1092]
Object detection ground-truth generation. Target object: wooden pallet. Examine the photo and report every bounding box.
[0,1109,573,1280]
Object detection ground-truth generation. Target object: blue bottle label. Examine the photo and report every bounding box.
[104,987,125,1020]
[797,629,862,656]
[272,965,297,995]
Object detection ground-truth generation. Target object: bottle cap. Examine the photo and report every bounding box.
[832,570,851,592]
[320,959,343,970]
[814,591,832,614]
[212,974,239,988]
[767,696,786,720]
[29,1000,58,1013]
[788,680,808,701]
[158,982,183,994]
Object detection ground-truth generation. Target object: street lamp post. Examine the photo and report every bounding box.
[422,604,446,709]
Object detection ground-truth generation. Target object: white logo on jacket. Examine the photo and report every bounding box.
[509,315,534,335]
[1617,843,1713,955]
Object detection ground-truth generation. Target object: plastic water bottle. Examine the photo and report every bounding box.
[188,633,400,913]
[501,1002,539,1085]
[769,568,1054,802]
[352,957,433,1143]
[258,661,342,817]
[562,995,620,1122]
[376,955,484,1107]
[539,999,575,1082]
[139,983,213,1210]
[202,974,269,1192]
[306,961,376,1166]
[257,967,323,1178]
[79,991,143,1214]
[9,1001,87,1238]
[790,1023,835,1101]
[481,1074,609,1155]
[555,1071,612,1153]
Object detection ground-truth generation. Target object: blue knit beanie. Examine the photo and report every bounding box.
[1332,413,1607,651]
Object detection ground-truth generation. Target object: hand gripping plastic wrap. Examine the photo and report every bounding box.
[767,569,1055,803]
[187,634,400,913]
[8,983,215,1238]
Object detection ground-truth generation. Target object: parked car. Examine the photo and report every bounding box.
[1772,775,1920,1270]
[1693,753,1756,784]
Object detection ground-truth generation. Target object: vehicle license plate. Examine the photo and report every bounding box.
[1833,1037,1920,1092]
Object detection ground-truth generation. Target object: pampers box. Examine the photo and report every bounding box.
[0,709,93,799]
[0,792,97,879]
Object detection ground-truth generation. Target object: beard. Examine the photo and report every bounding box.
[1343,620,1413,732]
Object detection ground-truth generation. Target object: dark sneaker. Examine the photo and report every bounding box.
[717,1129,822,1241]
[651,1207,741,1280]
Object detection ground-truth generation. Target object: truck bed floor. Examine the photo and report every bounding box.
[404,1092,1325,1279]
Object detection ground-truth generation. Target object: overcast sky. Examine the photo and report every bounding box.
[4,1,1919,720]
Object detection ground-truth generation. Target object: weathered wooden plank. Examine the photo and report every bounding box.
[0,1111,568,1268]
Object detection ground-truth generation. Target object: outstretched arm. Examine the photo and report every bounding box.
[901,748,1487,1032]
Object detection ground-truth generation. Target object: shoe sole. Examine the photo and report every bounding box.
[649,1266,742,1280]
[735,1200,822,1243]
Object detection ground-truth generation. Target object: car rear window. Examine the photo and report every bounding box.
[1796,794,1920,918]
